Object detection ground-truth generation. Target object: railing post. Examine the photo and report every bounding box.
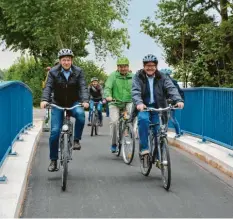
[0,175,7,183]
[200,88,206,143]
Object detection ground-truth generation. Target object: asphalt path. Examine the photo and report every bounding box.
[21,109,233,217]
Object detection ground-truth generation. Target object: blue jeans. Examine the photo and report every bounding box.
[138,111,159,152]
[88,100,103,123]
[49,102,85,160]
[170,109,181,135]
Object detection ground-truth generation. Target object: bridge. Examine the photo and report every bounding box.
[0,81,233,218]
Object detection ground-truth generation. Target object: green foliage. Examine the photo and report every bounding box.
[0,68,4,80]
[4,56,108,105]
[0,0,130,63]
[4,56,45,106]
[141,0,233,87]
[73,58,108,85]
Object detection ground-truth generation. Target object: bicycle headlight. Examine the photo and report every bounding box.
[62,124,69,131]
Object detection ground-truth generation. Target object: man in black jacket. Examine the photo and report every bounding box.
[40,49,89,172]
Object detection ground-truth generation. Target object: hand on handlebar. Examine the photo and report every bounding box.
[175,102,184,109]
[40,101,48,109]
[82,102,89,109]
[106,97,112,102]
[137,103,146,111]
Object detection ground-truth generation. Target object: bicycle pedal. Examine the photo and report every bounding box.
[127,154,132,159]
[155,160,161,169]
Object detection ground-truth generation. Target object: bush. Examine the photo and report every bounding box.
[4,56,108,106]
[5,56,44,106]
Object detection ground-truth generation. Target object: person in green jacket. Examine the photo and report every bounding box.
[104,57,134,153]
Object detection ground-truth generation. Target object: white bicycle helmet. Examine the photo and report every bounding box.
[58,49,74,58]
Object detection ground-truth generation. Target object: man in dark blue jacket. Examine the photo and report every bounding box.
[40,49,89,172]
[132,54,184,157]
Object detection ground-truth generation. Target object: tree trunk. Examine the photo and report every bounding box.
[220,0,228,21]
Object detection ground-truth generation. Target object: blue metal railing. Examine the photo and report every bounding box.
[169,87,233,150]
[0,81,33,175]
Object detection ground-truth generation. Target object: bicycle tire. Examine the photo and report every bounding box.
[122,123,135,165]
[61,133,68,191]
[139,133,152,176]
[116,120,123,157]
[91,112,95,136]
[160,137,171,191]
[95,112,99,136]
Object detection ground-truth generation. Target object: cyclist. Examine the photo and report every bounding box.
[132,54,184,156]
[87,77,104,126]
[104,57,133,153]
[160,68,184,138]
[40,49,89,172]
[42,60,59,89]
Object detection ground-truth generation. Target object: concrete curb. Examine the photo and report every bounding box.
[167,135,233,178]
[0,120,43,218]
[16,122,43,218]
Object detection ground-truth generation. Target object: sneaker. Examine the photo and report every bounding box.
[48,160,58,172]
[175,134,181,139]
[111,144,117,153]
[87,122,91,126]
[140,150,150,156]
[98,121,103,127]
[73,140,81,150]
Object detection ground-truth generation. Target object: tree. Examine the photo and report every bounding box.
[0,69,4,80]
[4,56,108,105]
[141,0,233,87]
[73,58,108,85]
[0,0,130,64]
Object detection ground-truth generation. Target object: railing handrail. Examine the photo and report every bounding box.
[0,81,33,173]
[0,81,32,93]
[169,87,233,150]
[182,87,233,91]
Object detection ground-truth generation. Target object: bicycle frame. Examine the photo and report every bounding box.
[47,103,82,159]
[144,105,175,162]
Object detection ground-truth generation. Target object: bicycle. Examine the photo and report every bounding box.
[46,103,82,191]
[90,101,102,136]
[139,105,176,191]
[110,100,136,165]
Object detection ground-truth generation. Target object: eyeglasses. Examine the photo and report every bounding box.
[145,64,156,68]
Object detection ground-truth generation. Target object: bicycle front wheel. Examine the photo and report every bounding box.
[139,133,152,176]
[95,113,99,136]
[61,133,69,191]
[91,112,95,136]
[160,137,171,191]
[122,123,135,165]
[116,120,123,157]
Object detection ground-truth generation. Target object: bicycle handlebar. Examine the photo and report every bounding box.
[109,99,132,104]
[143,105,178,112]
[46,103,83,110]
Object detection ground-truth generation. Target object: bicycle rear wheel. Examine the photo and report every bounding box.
[160,137,171,191]
[61,133,69,191]
[122,123,135,165]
